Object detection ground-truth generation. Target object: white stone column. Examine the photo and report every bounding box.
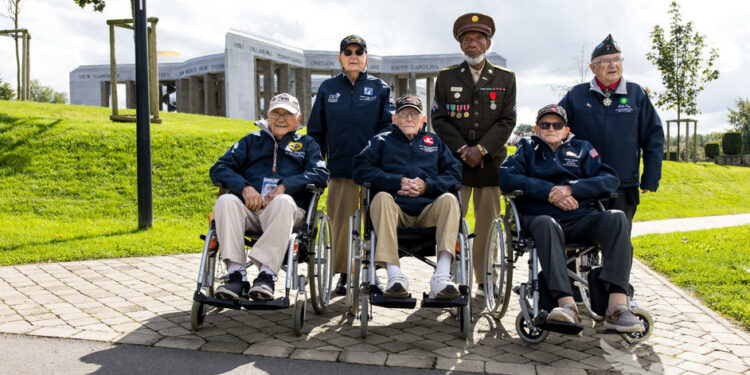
[426,75,435,132]
[263,60,275,117]
[224,33,256,120]
[408,72,417,95]
[277,64,291,94]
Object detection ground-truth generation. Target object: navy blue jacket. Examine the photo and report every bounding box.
[308,71,395,179]
[500,135,619,222]
[210,120,330,209]
[353,124,462,216]
[558,78,664,191]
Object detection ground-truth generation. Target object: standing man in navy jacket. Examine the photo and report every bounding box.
[500,104,644,333]
[559,34,664,224]
[308,35,395,294]
[353,96,463,299]
[210,93,329,302]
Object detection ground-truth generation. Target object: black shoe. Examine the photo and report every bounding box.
[249,272,276,301]
[334,273,347,296]
[215,271,250,300]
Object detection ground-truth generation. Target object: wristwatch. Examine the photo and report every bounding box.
[477,144,488,156]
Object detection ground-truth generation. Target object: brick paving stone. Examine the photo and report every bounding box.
[154,336,205,350]
[72,330,122,342]
[535,365,588,375]
[386,354,435,369]
[710,359,749,373]
[114,332,162,346]
[200,341,248,354]
[434,357,484,373]
[484,362,536,375]
[28,326,79,338]
[0,320,35,334]
[289,348,340,362]
[339,351,388,366]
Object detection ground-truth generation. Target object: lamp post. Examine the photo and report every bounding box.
[134,0,153,229]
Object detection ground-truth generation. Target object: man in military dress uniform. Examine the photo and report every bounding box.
[431,13,516,294]
[558,34,664,224]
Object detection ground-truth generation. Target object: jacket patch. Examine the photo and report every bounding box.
[565,150,581,158]
[420,145,438,153]
[615,103,633,113]
[563,157,580,167]
[328,93,341,103]
[364,87,374,96]
[288,142,303,151]
[589,148,599,158]
[423,135,434,145]
[450,86,463,92]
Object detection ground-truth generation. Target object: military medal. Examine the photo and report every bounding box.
[456,105,462,119]
[602,93,612,107]
[454,92,461,99]
[464,104,470,118]
[450,104,456,118]
[489,91,497,110]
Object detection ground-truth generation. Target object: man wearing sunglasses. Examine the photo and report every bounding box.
[499,104,644,333]
[431,13,516,297]
[558,34,664,225]
[308,35,395,295]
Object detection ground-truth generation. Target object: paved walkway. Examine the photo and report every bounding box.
[0,215,749,374]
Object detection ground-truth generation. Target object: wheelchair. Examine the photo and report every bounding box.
[346,183,475,339]
[483,190,653,344]
[191,184,333,336]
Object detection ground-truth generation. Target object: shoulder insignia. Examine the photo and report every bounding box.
[440,64,461,72]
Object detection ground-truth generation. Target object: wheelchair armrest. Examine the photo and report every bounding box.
[502,190,524,198]
[362,182,372,189]
[305,183,325,194]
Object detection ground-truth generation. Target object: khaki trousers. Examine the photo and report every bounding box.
[214,194,304,274]
[327,178,365,274]
[460,186,502,283]
[370,192,460,267]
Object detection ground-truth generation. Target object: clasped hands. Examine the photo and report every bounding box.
[459,146,484,168]
[548,185,578,211]
[398,177,426,197]
[242,184,286,211]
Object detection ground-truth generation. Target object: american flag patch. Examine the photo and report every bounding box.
[589,148,599,158]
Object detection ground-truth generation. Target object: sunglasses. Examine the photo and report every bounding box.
[537,122,566,130]
[343,49,365,56]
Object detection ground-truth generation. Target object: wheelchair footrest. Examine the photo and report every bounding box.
[370,292,417,309]
[420,293,468,308]
[194,292,290,310]
[537,319,584,335]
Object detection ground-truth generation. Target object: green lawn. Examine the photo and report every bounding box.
[633,225,750,330]
[1,101,749,266]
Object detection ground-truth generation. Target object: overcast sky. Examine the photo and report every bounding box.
[1,0,748,133]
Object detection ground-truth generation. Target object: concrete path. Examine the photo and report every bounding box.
[632,213,750,237]
[0,214,748,374]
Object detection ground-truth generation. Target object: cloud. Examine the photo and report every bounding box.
[1,0,749,134]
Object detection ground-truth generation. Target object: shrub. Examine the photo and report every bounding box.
[722,132,744,155]
[663,151,678,160]
[704,142,720,158]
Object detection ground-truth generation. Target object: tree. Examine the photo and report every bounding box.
[29,79,67,104]
[728,97,750,153]
[73,0,106,12]
[646,1,719,138]
[0,76,14,100]
[5,0,22,100]
[513,123,534,138]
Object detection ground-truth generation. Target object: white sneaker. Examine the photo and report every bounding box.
[429,273,460,299]
[548,303,581,324]
[384,274,409,298]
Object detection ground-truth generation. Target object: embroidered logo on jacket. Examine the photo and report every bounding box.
[328,93,341,103]
[423,136,434,145]
[364,87,374,96]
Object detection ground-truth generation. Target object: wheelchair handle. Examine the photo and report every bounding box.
[305,183,325,194]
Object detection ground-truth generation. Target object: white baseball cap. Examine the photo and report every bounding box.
[268,93,300,115]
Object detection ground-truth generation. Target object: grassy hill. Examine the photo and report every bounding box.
[1,101,749,265]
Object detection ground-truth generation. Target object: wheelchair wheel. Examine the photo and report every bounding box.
[190,301,206,331]
[460,218,474,294]
[484,217,513,319]
[359,294,369,338]
[458,302,472,339]
[620,308,653,344]
[515,312,549,344]
[309,211,332,315]
[292,288,307,336]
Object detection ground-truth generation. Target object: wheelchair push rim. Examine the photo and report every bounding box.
[309,211,333,314]
[484,217,513,319]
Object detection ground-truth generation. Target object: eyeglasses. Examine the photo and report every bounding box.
[343,49,365,56]
[537,122,565,130]
[593,56,623,66]
[397,110,421,119]
[269,112,296,120]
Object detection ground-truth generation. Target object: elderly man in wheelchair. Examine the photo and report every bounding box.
[209,93,329,302]
[499,104,645,334]
[352,95,463,300]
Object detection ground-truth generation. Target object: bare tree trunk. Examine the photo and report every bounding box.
[11,1,21,100]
